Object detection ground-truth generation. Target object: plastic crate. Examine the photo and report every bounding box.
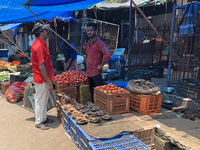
[70,118,81,146]
[127,70,152,81]
[130,94,162,115]
[77,84,91,104]
[105,81,128,88]
[94,88,130,115]
[10,74,28,85]
[122,113,155,148]
[78,126,131,150]
[89,134,150,150]
[55,86,77,100]
[1,81,10,94]
[177,79,200,101]
[63,110,71,133]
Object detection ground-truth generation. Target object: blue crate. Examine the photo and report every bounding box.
[105,81,128,88]
[89,134,151,150]
[63,110,71,132]
[70,118,80,146]
[78,126,131,150]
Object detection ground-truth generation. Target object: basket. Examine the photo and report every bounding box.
[130,94,162,115]
[77,84,91,104]
[10,74,28,85]
[89,134,150,150]
[1,81,10,94]
[177,79,200,101]
[11,61,20,66]
[122,113,155,148]
[55,86,77,100]
[94,88,130,115]
[105,81,128,88]
[127,70,152,81]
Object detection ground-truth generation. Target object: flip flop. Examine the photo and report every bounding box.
[35,123,49,130]
[43,118,55,124]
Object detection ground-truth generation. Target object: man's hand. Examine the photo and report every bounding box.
[97,65,102,70]
[47,81,54,92]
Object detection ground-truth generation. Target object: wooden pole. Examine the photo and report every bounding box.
[0,29,31,60]
[131,0,200,83]
[19,2,84,57]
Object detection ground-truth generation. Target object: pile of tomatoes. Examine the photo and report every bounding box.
[53,70,88,85]
[95,83,125,95]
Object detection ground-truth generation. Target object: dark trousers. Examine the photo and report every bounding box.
[88,74,103,103]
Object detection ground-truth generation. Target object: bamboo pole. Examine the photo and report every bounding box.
[19,2,84,57]
[0,29,31,60]
[131,0,200,83]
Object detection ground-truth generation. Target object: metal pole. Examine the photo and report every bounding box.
[0,29,31,60]
[135,9,138,43]
[19,2,84,57]
[131,0,200,83]
[128,0,132,70]
[120,20,124,48]
[167,3,176,86]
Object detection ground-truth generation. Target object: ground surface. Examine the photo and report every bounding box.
[0,92,78,150]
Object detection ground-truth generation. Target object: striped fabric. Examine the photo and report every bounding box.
[26,91,56,114]
[23,86,36,108]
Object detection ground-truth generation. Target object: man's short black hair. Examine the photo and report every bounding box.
[87,22,97,30]
[63,39,71,47]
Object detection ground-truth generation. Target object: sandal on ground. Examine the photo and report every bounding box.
[35,123,49,130]
[43,118,55,124]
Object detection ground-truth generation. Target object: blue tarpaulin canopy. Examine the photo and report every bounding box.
[25,0,86,6]
[0,0,103,24]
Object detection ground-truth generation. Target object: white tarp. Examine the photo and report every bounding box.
[96,0,154,10]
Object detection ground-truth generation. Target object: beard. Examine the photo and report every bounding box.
[87,33,96,39]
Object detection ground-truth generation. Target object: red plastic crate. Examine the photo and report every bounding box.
[130,94,162,115]
[122,113,155,148]
[94,88,130,115]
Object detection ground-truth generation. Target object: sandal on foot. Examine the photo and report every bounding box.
[35,123,49,130]
[43,118,55,124]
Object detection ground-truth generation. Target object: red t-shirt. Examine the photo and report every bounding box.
[31,38,54,83]
[85,37,111,77]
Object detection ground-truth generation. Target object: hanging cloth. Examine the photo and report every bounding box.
[178,2,198,36]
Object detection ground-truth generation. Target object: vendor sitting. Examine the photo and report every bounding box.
[7,41,16,62]
[60,39,78,71]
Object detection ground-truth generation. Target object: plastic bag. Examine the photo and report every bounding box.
[126,79,160,95]
[5,82,27,104]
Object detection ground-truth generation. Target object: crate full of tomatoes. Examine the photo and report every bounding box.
[52,70,88,88]
[94,83,130,114]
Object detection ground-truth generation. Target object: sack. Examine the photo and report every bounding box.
[5,82,27,103]
[126,79,160,95]
[28,91,56,113]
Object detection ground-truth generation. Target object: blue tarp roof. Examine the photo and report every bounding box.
[25,0,86,6]
[0,23,23,31]
[0,0,103,24]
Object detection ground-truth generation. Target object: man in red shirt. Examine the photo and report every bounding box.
[85,22,111,103]
[31,22,55,130]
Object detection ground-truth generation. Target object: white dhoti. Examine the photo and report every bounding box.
[35,82,50,125]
